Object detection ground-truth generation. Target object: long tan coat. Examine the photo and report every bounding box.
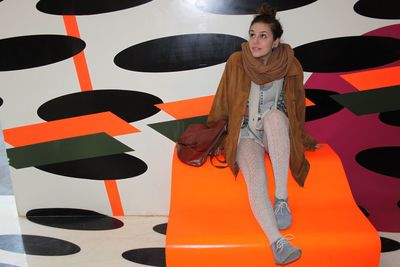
[207,51,317,187]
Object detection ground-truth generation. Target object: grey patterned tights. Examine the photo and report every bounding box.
[236,109,290,244]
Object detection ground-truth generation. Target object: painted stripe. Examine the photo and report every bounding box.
[156,95,214,119]
[7,133,133,169]
[166,145,380,266]
[104,180,124,216]
[306,98,315,106]
[63,15,93,91]
[331,85,400,115]
[4,112,139,147]
[341,66,400,91]
[64,16,123,215]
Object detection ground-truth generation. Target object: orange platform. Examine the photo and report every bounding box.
[166,144,380,267]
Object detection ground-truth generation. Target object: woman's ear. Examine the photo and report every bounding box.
[273,38,281,48]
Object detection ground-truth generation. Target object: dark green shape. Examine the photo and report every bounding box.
[331,85,400,115]
[7,133,133,169]
[148,116,207,142]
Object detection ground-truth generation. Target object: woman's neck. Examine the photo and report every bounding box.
[261,52,272,65]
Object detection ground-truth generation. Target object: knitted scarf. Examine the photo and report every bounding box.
[241,42,294,85]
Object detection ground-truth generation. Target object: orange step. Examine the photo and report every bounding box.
[166,144,380,267]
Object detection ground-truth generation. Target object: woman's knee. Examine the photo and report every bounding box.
[263,109,287,127]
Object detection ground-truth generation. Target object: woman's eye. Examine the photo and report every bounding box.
[261,34,267,39]
[249,33,256,38]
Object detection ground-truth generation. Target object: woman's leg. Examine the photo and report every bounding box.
[262,109,290,200]
[262,110,301,264]
[236,138,281,244]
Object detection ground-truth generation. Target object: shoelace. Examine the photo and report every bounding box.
[274,200,291,215]
[276,234,295,252]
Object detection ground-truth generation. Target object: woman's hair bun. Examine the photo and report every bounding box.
[257,3,277,18]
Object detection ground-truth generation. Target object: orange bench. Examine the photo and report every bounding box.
[166,144,380,266]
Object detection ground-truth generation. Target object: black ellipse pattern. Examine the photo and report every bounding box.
[379,110,400,127]
[195,0,318,14]
[122,248,165,267]
[381,237,400,252]
[0,35,85,71]
[356,147,400,178]
[27,208,124,230]
[357,205,370,217]
[153,223,167,235]
[354,0,400,19]
[0,97,3,107]
[36,154,148,180]
[37,0,152,15]
[37,89,162,122]
[397,200,400,208]
[305,89,343,122]
[0,234,80,256]
[114,34,246,72]
[294,36,400,72]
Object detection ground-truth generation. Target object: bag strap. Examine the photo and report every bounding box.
[209,133,228,169]
[210,155,228,168]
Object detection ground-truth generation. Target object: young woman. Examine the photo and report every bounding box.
[207,3,317,265]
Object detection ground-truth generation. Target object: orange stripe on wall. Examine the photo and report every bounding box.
[104,180,124,216]
[63,16,124,216]
[156,95,215,119]
[63,15,93,91]
[305,98,315,106]
[341,66,400,91]
[4,112,139,147]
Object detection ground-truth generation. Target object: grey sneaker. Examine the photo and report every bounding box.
[274,198,292,230]
[271,235,302,265]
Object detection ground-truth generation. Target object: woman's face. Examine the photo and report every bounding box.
[248,22,280,60]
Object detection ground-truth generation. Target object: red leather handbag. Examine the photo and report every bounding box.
[176,119,227,167]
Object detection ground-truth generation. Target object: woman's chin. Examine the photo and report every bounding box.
[251,54,266,60]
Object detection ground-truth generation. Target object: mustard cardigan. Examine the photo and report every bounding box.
[207,51,317,187]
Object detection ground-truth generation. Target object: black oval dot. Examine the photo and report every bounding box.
[354,0,400,19]
[114,33,246,72]
[36,153,147,180]
[153,223,167,235]
[37,89,162,122]
[0,35,85,71]
[397,200,400,208]
[195,0,318,14]
[122,247,165,267]
[357,205,370,217]
[37,0,153,15]
[26,208,124,230]
[305,89,343,122]
[356,147,400,178]
[294,36,400,72]
[381,236,400,252]
[0,97,3,107]
[0,234,80,256]
[379,110,400,127]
